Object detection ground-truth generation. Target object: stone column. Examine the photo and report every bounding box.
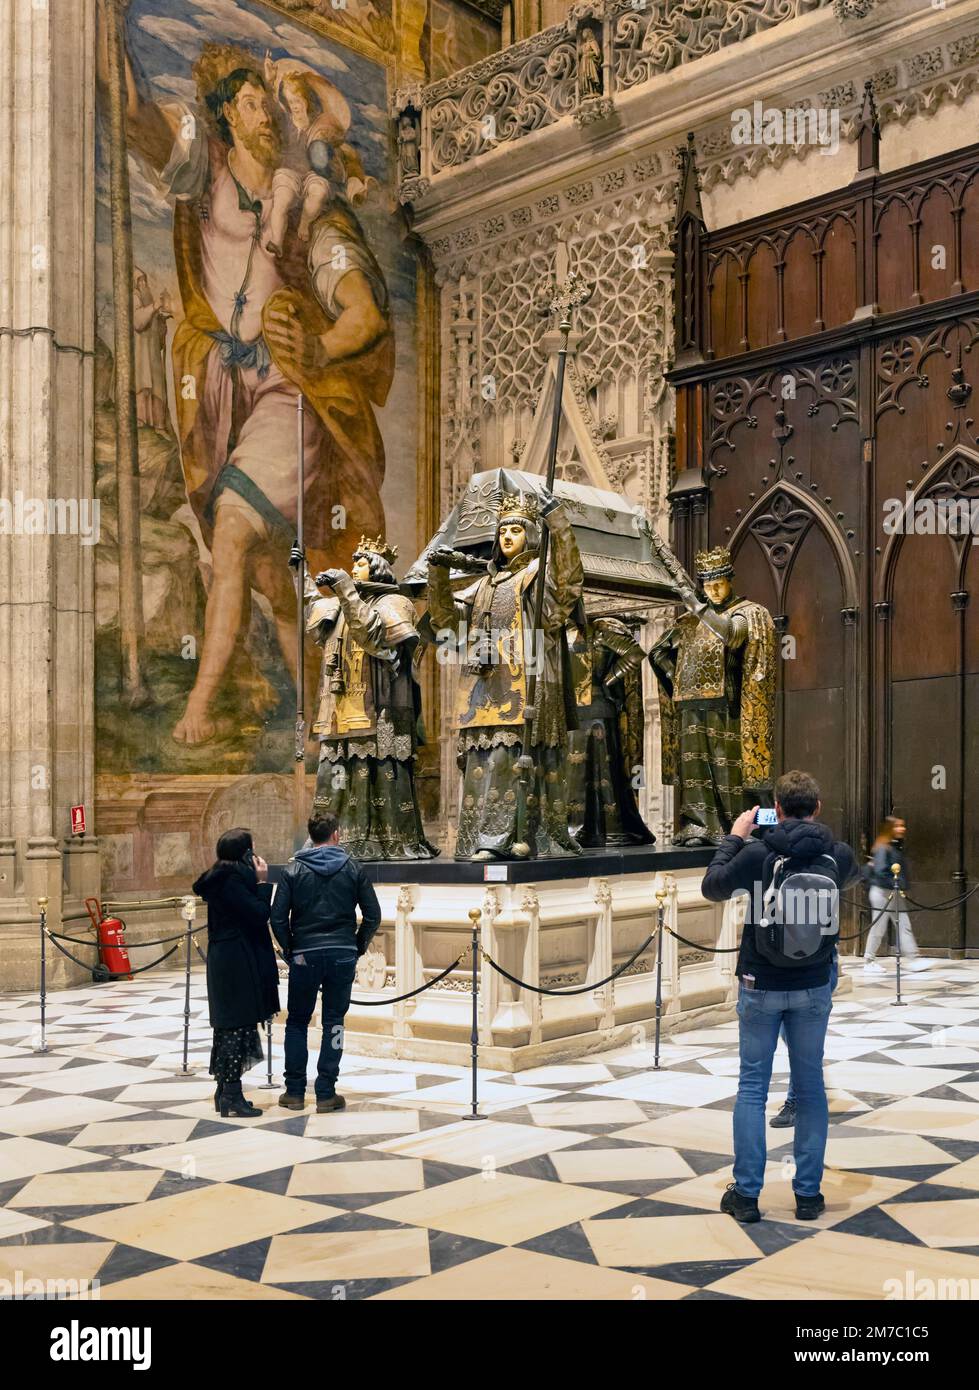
[0,0,98,989]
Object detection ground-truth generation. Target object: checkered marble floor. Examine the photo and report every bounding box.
[3,960,979,1300]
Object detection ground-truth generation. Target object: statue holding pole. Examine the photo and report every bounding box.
[646,541,776,846]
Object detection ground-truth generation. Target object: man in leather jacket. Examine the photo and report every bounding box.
[270,812,381,1112]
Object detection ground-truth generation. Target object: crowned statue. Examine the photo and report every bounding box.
[306,535,437,860]
[648,545,776,846]
[566,615,654,848]
[427,488,584,861]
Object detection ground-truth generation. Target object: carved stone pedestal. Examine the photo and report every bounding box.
[342,847,740,1071]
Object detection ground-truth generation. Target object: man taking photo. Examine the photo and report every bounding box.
[702,770,857,1223]
[270,814,382,1112]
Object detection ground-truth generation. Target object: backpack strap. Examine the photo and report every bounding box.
[760,854,788,928]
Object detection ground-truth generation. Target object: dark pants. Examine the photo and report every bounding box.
[283,950,358,1099]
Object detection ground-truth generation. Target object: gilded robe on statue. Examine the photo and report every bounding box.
[648,547,775,846]
[308,538,436,860]
[427,492,583,860]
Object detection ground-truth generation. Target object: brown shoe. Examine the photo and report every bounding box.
[278,1091,306,1110]
[316,1094,346,1114]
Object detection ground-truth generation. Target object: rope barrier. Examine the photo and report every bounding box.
[903,880,979,911]
[45,929,182,977]
[102,896,201,911]
[665,925,740,955]
[47,925,199,950]
[350,945,472,1006]
[480,933,655,996]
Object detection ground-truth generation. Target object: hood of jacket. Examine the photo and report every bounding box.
[763,817,834,862]
[192,860,253,899]
[294,844,350,880]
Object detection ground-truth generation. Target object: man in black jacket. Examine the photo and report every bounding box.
[270,813,382,1112]
[701,770,857,1224]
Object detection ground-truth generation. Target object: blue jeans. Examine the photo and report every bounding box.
[733,981,833,1198]
[283,950,358,1099]
[784,955,837,1105]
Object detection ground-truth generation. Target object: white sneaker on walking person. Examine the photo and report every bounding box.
[863,959,886,975]
[906,957,930,972]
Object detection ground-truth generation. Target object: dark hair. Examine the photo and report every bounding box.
[872,814,905,851]
[774,769,821,819]
[215,826,253,862]
[308,813,340,845]
[206,67,267,146]
[353,547,396,585]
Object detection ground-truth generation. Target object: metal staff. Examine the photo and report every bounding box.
[890,861,906,1008]
[522,272,592,734]
[293,395,307,848]
[36,898,49,1055]
[653,887,667,1069]
[462,908,482,1120]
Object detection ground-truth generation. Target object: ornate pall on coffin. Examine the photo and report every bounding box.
[403,468,682,613]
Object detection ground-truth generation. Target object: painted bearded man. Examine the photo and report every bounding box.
[427,491,583,861]
[648,546,776,846]
[306,536,436,860]
[114,30,392,745]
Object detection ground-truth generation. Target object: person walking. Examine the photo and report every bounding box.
[702,770,857,1223]
[270,813,382,1112]
[863,815,928,974]
[193,828,279,1118]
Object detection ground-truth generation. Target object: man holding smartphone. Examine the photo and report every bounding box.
[701,770,857,1223]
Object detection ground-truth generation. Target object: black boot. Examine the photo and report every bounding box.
[219,1082,261,1118]
[214,1083,222,1114]
[720,1182,760,1224]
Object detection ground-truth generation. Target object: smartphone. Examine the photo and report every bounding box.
[754,807,778,826]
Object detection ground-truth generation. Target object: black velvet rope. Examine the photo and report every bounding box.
[47,925,197,949]
[45,931,182,977]
[481,932,655,996]
[350,949,470,1006]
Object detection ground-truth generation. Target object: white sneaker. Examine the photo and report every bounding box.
[862,960,886,975]
[906,958,930,972]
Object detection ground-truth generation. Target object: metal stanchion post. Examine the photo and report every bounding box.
[890,862,906,1008]
[35,897,50,1054]
[258,1017,278,1090]
[462,908,481,1120]
[176,897,200,1075]
[653,888,666,1070]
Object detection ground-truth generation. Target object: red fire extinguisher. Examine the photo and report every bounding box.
[85,898,133,983]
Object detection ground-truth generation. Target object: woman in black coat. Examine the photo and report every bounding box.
[192,827,280,1117]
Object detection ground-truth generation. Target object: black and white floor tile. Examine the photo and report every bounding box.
[2,961,979,1299]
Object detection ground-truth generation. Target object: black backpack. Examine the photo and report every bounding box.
[754,852,840,968]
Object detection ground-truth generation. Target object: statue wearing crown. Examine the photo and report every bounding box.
[647,545,776,846]
[308,538,437,859]
[427,488,584,861]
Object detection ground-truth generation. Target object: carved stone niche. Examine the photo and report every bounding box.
[390,83,425,207]
[569,7,612,127]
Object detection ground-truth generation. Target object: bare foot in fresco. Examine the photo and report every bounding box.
[173,703,216,745]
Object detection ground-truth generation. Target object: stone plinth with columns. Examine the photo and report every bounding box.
[341,852,740,1070]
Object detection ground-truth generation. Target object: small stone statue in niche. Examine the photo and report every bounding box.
[397,110,421,179]
[577,25,604,100]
